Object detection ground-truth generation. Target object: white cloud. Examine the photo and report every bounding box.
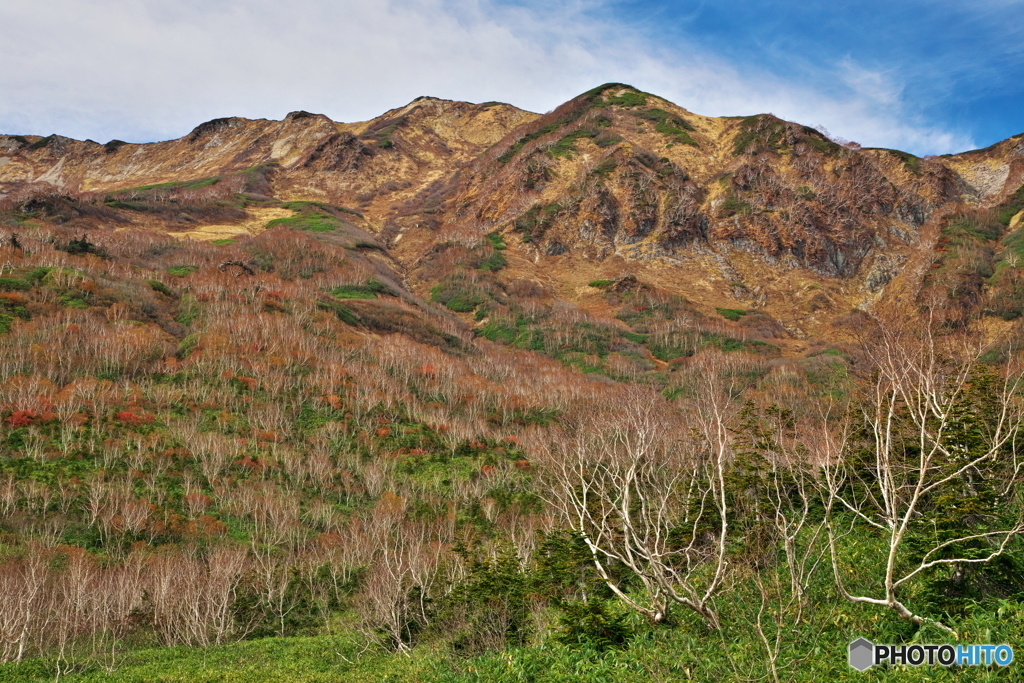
[0,0,975,154]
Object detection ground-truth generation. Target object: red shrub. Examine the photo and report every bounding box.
[6,410,37,428]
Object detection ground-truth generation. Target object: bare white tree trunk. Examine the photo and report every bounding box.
[537,351,744,629]
[821,309,1024,634]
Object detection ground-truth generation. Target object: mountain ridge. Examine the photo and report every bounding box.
[3,84,1024,350]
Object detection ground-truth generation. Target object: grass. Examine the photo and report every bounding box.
[996,183,1024,227]
[210,238,236,246]
[634,109,698,147]
[281,201,362,217]
[113,176,222,194]
[330,280,387,299]
[266,214,340,233]
[0,634,440,683]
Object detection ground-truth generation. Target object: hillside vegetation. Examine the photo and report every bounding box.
[1,86,1023,681]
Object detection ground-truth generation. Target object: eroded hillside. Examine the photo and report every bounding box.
[3,84,1024,353]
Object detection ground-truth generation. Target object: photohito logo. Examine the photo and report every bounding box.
[848,638,1014,671]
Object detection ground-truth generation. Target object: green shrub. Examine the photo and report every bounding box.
[485,232,506,250]
[479,320,520,344]
[547,128,599,159]
[477,251,507,273]
[943,214,1001,242]
[513,205,557,243]
[167,265,199,277]
[434,546,535,655]
[175,294,201,325]
[554,600,633,651]
[0,276,31,292]
[798,127,843,156]
[27,135,56,150]
[115,176,221,194]
[175,333,199,359]
[266,212,340,233]
[593,158,618,179]
[885,148,921,173]
[210,238,235,246]
[715,307,747,321]
[147,280,173,296]
[588,279,614,288]
[431,278,487,313]
[593,132,623,148]
[277,201,360,216]
[634,109,698,147]
[602,91,647,108]
[497,92,612,164]
[718,195,752,218]
[372,123,399,148]
[317,299,358,325]
[446,293,483,312]
[733,115,787,155]
[58,235,106,256]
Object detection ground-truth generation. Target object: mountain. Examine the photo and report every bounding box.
[4,84,1023,354]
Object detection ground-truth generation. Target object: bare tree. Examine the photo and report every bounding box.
[537,352,743,628]
[821,309,1024,634]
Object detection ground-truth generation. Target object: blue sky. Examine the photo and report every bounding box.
[2,0,1021,155]
[601,0,1024,151]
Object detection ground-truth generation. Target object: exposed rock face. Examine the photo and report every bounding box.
[2,84,1022,341]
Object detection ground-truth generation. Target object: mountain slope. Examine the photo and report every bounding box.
[3,84,1024,347]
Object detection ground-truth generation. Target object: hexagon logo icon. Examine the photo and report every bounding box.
[849,637,875,671]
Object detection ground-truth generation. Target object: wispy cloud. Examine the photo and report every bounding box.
[0,0,981,153]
